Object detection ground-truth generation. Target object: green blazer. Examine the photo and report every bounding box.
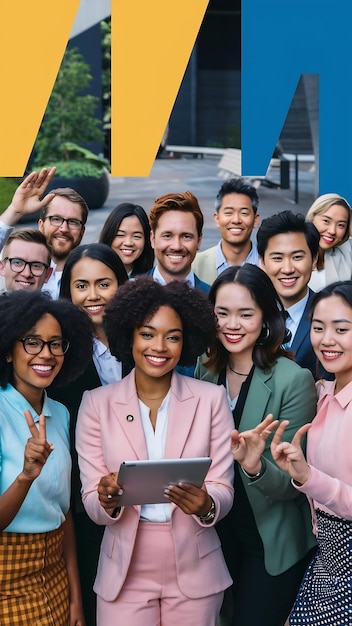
[195,355,317,575]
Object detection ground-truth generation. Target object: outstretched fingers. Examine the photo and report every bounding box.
[254,413,279,441]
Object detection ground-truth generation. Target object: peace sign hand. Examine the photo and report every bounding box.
[231,413,279,476]
[22,410,54,480]
[270,420,311,485]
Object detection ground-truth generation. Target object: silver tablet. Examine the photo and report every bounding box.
[118,457,212,506]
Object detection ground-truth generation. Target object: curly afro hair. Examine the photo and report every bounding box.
[0,290,94,388]
[103,276,216,368]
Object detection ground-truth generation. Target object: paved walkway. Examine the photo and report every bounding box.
[22,156,316,251]
[83,156,316,250]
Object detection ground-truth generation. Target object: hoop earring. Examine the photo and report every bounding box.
[263,325,270,339]
[257,325,270,345]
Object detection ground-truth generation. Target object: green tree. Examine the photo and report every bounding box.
[33,47,104,166]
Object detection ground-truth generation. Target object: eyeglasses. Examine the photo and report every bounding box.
[44,215,84,230]
[3,257,49,277]
[18,337,70,356]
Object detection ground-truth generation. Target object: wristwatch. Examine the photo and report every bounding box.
[198,498,216,524]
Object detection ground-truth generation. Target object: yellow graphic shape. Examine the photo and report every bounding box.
[111,0,209,176]
[0,0,80,176]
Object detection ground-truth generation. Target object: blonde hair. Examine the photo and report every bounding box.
[306,193,352,244]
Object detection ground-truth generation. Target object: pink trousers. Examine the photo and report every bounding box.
[97,521,223,626]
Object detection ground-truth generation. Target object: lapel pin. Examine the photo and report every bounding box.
[126,415,134,422]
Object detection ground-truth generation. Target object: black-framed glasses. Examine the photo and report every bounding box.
[18,337,70,356]
[3,257,49,277]
[44,215,84,230]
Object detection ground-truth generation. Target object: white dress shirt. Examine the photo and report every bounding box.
[138,390,171,522]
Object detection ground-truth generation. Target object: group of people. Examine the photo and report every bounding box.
[0,166,351,626]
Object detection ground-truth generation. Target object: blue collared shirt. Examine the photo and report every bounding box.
[0,384,71,532]
[152,265,196,288]
[0,220,13,251]
[215,240,259,275]
[93,337,122,385]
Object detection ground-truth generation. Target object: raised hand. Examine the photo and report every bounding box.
[23,410,54,480]
[231,413,279,475]
[4,167,56,223]
[270,420,311,485]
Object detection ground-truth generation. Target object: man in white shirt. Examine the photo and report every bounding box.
[0,167,88,298]
[192,177,260,285]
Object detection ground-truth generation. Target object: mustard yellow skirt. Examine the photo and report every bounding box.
[0,527,69,625]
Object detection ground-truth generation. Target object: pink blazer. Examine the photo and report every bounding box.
[76,370,234,601]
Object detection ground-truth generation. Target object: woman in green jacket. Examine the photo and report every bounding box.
[195,264,317,626]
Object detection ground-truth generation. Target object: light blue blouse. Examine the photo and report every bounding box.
[0,384,71,532]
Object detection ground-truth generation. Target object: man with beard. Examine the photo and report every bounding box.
[0,168,88,298]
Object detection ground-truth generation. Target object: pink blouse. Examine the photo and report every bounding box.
[295,378,352,529]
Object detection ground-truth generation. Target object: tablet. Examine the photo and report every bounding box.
[117,457,212,506]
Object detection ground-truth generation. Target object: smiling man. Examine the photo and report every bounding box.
[192,178,260,285]
[0,229,52,292]
[0,168,88,298]
[37,188,88,297]
[149,191,210,292]
[257,210,326,379]
[148,191,209,377]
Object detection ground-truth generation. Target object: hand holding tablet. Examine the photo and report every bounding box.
[117,457,212,506]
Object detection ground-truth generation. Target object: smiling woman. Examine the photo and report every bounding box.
[306,193,352,291]
[270,281,352,624]
[75,276,235,626]
[195,264,317,626]
[0,290,93,626]
[54,242,128,626]
[99,203,154,277]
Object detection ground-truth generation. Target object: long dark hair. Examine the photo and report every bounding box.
[206,264,290,372]
[99,203,154,275]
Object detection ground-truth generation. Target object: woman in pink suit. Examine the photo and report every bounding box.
[76,277,234,626]
[271,280,352,625]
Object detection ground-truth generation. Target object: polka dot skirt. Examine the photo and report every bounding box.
[290,509,352,625]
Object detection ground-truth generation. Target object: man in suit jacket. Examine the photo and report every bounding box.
[148,190,210,292]
[192,177,260,285]
[257,210,327,380]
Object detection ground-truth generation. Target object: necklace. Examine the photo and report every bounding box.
[228,363,251,377]
[138,391,168,401]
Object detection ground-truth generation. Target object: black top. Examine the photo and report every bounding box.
[216,366,264,558]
